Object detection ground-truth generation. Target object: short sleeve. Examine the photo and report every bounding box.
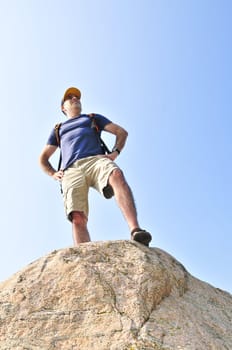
[92,114,112,130]
[46,128,59,146]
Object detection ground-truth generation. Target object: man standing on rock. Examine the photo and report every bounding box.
[39,87,152,246]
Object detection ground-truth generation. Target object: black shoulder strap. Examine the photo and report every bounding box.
[88,113,100,132]
[88,114,111,154]
[54,123,62,171]
[54,122,62,147]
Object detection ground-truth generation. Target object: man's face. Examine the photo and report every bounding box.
[62,94,82,116]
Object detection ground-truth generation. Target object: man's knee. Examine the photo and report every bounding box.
[109,168,125,185]
[70,211,88,226]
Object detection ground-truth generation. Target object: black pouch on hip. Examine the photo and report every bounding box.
[103,184,114,199]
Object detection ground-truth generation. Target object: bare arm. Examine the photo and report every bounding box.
[39,145,63,180]
[104,122,128,156]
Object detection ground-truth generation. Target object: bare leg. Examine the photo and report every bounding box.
[71,211,91,246]
[108,169,140,231]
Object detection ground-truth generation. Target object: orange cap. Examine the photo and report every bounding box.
[61,87,81,107]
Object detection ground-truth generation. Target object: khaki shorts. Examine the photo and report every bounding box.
[61,156,119,221]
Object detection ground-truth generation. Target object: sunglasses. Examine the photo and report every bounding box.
[64,94,80,102]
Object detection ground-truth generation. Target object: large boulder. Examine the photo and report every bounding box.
[0,241,231,349]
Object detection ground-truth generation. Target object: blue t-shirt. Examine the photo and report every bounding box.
[47,113,112,169]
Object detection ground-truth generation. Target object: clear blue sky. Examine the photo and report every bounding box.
[0,0,231,293]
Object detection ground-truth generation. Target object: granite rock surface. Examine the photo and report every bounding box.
[0,240,231,349]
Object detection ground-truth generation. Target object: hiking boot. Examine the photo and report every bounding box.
[131,228,152,247]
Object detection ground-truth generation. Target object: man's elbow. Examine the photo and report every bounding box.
[38,153,46,168]
[38,149,50,168]
[122,128,128,139]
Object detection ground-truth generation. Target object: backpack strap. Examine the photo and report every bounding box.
[88,113,111,154]
[54,123,62,171]
[54,122,62,147]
